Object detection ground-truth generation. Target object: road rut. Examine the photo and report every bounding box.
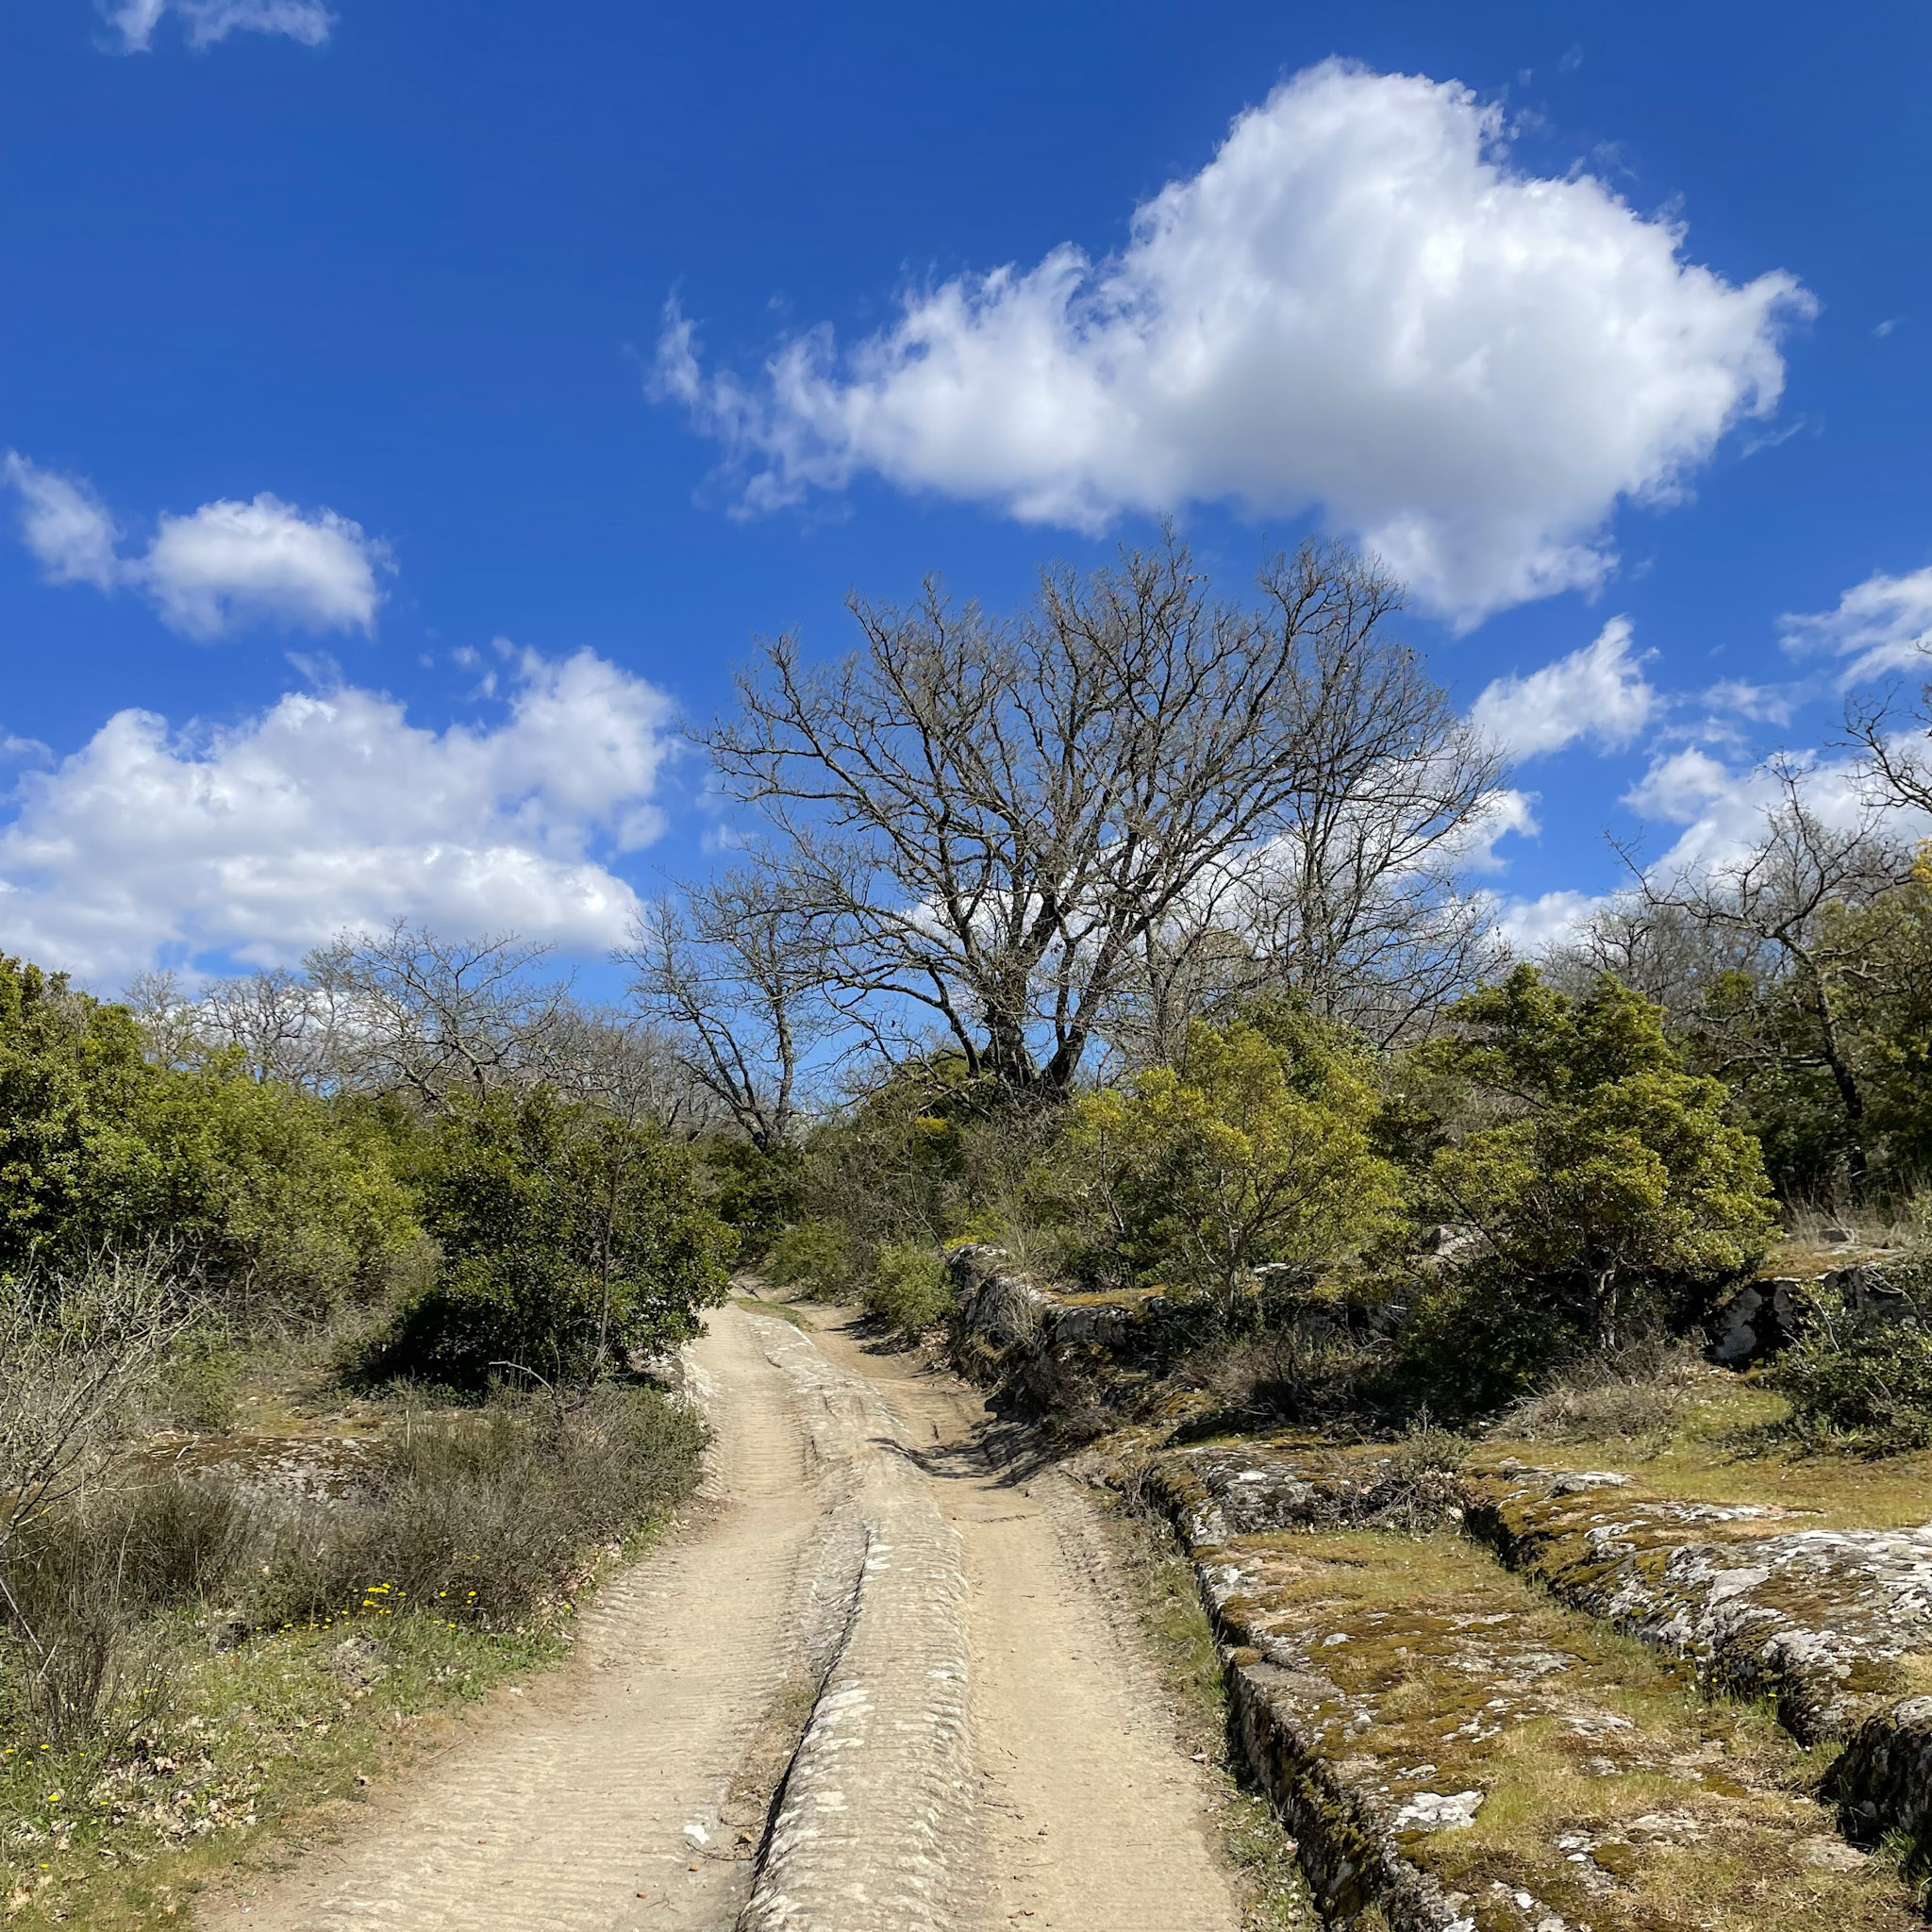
[205,1302,1242,1932]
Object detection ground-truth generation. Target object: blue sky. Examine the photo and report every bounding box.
[3,0,1930,991]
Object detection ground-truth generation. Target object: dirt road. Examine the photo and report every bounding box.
[208,1302,1241,1932]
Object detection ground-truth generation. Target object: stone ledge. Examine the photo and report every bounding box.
[1119,1440,1923,1932]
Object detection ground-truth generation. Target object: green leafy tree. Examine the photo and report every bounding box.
[1425,967,1777,1346]
[1071,1010,1400,1305]
[130,1066,421,1316]
[0,955,418,1312]
[0,957,158,1272]
[387,1089,731,1387]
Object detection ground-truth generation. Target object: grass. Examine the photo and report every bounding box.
[1,1607,563,1928]
[0,1335,703,1928]
[1475,1369,1932,1527]
[1092,1493,1320,1932]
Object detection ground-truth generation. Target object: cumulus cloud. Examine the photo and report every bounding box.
[1453,787,1540,870]
[1615,744,1910,884]
[101,0,333,53]
[5,455,389,639]
[658,60,1810,623]
[1471,617,1656,759]
[0,650,675,981]
[1780,564,1932,682]
[142,495,389,638]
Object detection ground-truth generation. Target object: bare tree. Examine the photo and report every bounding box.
[623,868,833,1149]
[1848,668,1932,819]
[542,1002,727,1140]
[1624,762,1909,1188]
[702,537,1499,1098]
[123,968,207,1071]
[191,967,351,1089]
[304,922,576,1107]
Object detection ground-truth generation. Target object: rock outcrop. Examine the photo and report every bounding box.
[1121,1436,1923,1931]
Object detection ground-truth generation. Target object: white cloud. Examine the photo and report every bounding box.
[1780,564,1932,682]
[1621,745,1738,824]
[1471,617,1655,759]
[142,494,389,638]
[2,452,120,589]
[0,650,675,981]
[102,0,332,52]
[5,456,390,640]
[659,59,1810,624]
[1455,786,1540,870]
[1619,745,1905,880]
[1700,677,1801,726]
[1496,888,1606,952]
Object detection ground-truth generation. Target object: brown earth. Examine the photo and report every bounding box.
[200,1300,1242,1932]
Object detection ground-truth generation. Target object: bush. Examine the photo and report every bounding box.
[252,1385,705,1628]
[1497,1340,1704,1447]
[370,1091,731,1389]
[1390,1263,1587,1424]
[705,1139,807,1262]
[766,1218,860,1301]
[1183,1325,1392,1429]
[1774,1288,1932,1452]
[1424,968,1777,1351]
[0,1474,246,1751]
[861,1243,955,1340]
[0,952,423,1317]
[1069,1012,1401,1305]
[150,1327,242,1432]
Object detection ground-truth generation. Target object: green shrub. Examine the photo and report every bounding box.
[1069,1013,1401,1305]
[861,1243,955,1340]
[370,1091,731,1390]
[705,1138,807,1262]
[766,1218,859,1301]
[1390,1264,1587,1424]
[1424,968,1777,1350]
[1775,1288,1932,1452]
[151,1327,242,1432]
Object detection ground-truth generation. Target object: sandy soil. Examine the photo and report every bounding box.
[795,1304,1242,1932]
[202,1301,1241,1932]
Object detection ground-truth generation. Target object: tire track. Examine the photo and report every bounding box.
[204,1307,828,1932]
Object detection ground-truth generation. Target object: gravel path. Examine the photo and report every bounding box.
[204,1303,1241,1932]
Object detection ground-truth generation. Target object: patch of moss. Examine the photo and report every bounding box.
[1185,1523,1924,1931]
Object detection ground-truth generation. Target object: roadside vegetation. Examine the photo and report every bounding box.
[13,536,1932,1922]
[0,936,722,1924]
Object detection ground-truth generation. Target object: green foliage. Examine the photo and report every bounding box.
[1070,1014,1401,1302]
[861,1242,956,1340]
[0,953,423,1317]
[1424,967,1777,1347]
[1774,1286,1932,1452]
[794,1051,1054,1256]
[703,1137,807,1261]
[766,1217,860,1300]
[0,956,157,1273]
[375,1090,730,1388]
[151,1327,242,1432]
[133,1065,423,1316]
[1390,1269,1584,1420]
